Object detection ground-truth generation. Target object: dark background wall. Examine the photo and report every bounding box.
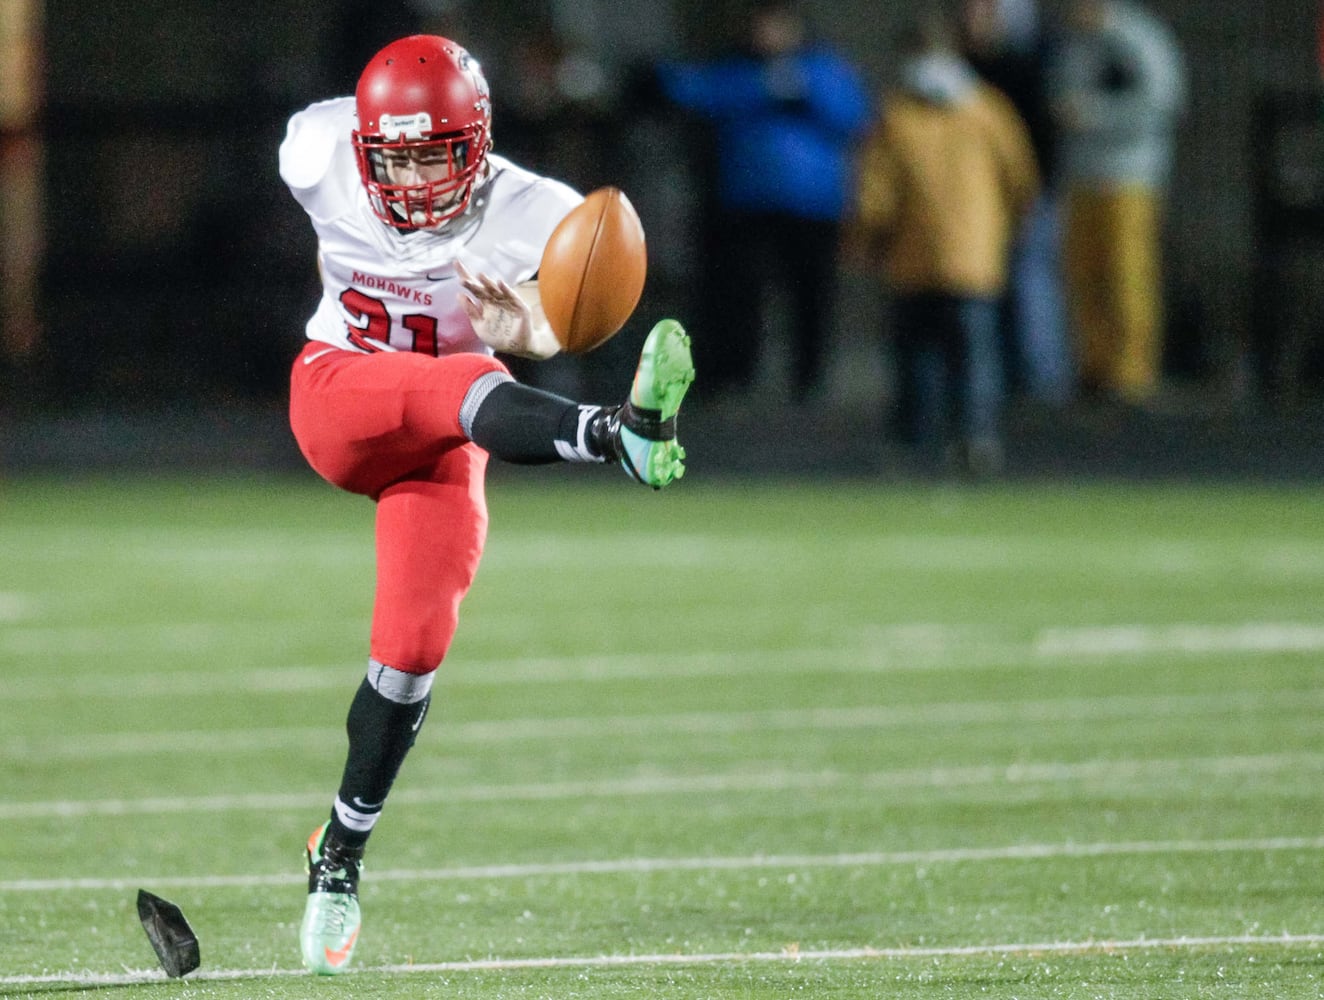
[8,0,1324,419]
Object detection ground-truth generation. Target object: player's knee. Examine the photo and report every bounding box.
[449,352,510,384]
[369,625,456,675]
[370,599,469,674]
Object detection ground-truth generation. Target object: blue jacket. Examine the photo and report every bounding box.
[657,47,873,221]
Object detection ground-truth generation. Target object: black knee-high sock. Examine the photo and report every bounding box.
[466,381,604,464]
[327,673,431,850]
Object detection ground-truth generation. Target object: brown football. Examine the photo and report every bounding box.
[538,187,647,354]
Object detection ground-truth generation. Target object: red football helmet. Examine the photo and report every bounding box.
[353,35,493,229]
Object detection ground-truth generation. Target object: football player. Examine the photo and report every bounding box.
[279,34,694,974]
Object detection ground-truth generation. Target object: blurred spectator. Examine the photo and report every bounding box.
[960,0,1073,407]
[1047,0,1185,407]
[1,0,43,368]
[489,24,621,398]
[495,24,617,190]
[850,11,1039,477]
[653,0,872,403]
[1318,0,1324,80]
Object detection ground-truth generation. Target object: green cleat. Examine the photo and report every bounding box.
[299,823,363,975]
[599,319,694,488]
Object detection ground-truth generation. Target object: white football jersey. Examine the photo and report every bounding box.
[279,97,583,356]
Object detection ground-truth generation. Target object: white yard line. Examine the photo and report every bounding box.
[0,592,34,623]
[2,933,1321,987]
[4,619,1323,699]
[4,751,1321,822]
[8,688,1324,760]
[0,646,1003,697]
[1036,622,1324,656]
[4,834,1321,893]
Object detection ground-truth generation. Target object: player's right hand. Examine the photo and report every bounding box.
[456,261,561,360]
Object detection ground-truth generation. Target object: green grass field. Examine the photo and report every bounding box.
[1,472,1321,998]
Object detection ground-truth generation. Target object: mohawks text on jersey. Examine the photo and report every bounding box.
[351,271,434,307]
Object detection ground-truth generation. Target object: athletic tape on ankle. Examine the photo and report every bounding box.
[622,401,675,440]
[554,404,605,463]
[459,370,515,440]
[366,659,435,704]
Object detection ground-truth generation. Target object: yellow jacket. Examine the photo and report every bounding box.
[852,70,1039,297]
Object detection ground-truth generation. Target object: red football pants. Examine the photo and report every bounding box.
[289,343,510,674]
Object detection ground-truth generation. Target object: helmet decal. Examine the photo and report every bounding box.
[378,112,434,140]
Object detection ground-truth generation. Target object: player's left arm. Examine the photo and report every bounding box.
[456,260,561,360]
